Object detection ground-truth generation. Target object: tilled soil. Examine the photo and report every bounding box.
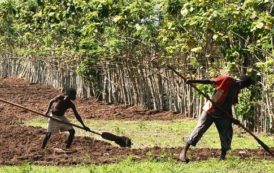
[0,77,273,165]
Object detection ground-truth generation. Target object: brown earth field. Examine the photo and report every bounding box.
[0,77,273,165]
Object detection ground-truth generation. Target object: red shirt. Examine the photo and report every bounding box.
[205,75,238,115]
[212,75,234,101]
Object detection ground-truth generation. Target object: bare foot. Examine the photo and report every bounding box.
[179,149,190,163]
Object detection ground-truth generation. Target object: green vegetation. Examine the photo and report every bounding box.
[25,117,274,149]
[1,0,273,172]
[1,0,273,66]
[1,157,274,173]
[0,0,273,132]
[1,0,273,81]
[0,0,273,87]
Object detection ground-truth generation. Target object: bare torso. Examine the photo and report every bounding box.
[51,95,73,116]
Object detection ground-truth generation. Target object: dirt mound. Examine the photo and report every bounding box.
[1,122,273,166]
[1,123,273,165]
[0,123,130,165]
[0,77,273,165]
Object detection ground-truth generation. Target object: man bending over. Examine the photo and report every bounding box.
[42,88,90,149]
[180,75,254,162]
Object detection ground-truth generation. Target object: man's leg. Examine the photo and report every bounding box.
[179,111,213,162]
[43,113,56,149]
[66,129,75,148]
[179,143,190,162]
[220,148,227,160]
[42,132,51,149]
[215,118,233,160]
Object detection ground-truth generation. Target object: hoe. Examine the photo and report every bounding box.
[0,98,132,148]
[167,65,274,158]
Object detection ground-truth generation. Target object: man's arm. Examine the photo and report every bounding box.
[186,79,215,85]
[45,95,62,115]
[45,99,55,115]
[71,103,90,131]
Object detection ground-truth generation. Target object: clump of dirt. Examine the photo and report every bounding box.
[0,77,273,166]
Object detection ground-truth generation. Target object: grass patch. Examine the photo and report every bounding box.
[1,157,274,173]
[25,117,274,149]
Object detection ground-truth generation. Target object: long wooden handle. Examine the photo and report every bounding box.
[0,98,101,135]
[167,65,274,157]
